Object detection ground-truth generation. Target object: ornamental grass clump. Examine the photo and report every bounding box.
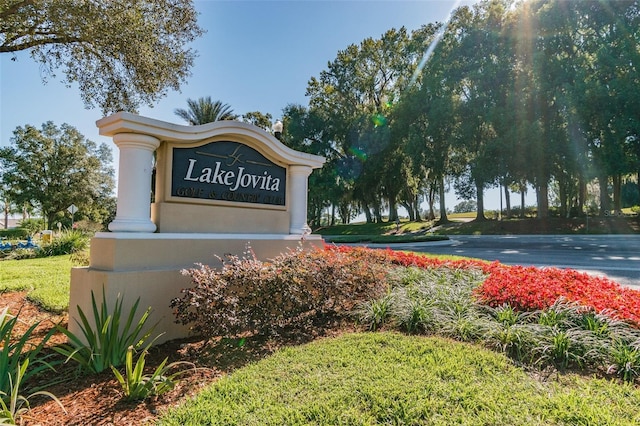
[171,246,391,338]
[356,266,487,340]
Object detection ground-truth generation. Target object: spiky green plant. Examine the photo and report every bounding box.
[607,339,640,382]
[111,345,192,401]
[356,294,393,331]
[0,359,66,425]
[0,306,56,399]
[54,288,155,373]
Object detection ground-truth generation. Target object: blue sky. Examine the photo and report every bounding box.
[2,0,528,211]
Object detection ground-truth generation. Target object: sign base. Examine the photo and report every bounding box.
[69,233,324,344]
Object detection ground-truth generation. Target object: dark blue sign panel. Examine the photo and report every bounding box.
[171,141,286,206]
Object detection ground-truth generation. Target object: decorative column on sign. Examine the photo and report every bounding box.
[108,133,160,233]
[288,165,312,235]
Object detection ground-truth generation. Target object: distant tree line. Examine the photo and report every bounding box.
[278,0,640,226]
[0,122,116,230]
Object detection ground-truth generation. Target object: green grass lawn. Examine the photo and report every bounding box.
[0,255,72,313]
[158,332,640,425]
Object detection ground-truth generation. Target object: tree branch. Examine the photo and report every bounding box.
[0,0,35,20]
[0,35,83,52]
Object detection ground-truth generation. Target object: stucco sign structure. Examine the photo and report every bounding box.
[69,112,326,344]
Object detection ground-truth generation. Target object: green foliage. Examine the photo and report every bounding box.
[54,289,155,373]
[172,246,390,338]
[318,219,430,237]
[0,306,62,424]
[240,111,273,132]
[69,250,90,267]
[608,340,640,383]
[158,333,640,425]
[454,200,477,214]
[0,358,65,425]
[0,0,203,114]
[0,248,36,261]
[16,219,44,236]
[36,230,90,257]
[0,229,27,240]
[297,0,640,222]
[174,97,237,125]
[0,306,57,400]
[72,220,104,234]
[111,346,190,401]
[0,122,115,229]
[324,233,448,244]
[356,294,393,331]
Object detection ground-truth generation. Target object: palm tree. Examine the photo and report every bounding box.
[174,97,238,125]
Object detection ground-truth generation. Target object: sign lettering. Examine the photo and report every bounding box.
[171,141,286,206]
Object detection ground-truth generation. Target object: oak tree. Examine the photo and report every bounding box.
[0,122,115,229]
[1,0,203,114]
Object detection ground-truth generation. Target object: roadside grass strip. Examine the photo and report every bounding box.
[158,332,640,426]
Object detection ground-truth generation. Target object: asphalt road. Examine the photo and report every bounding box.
[355,235,640,290]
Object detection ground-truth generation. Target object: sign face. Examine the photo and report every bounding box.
[171,141,286,206]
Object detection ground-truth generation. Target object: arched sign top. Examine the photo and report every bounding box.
[97,112,325,169]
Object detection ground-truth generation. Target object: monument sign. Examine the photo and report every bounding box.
[69,112,325,343]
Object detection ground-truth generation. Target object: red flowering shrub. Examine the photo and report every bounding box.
[474,265,640,325]
[328,245,640,326]
[171,246,390,338]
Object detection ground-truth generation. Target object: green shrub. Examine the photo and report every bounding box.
[36,230,90,257]
[172,246,391,338]
[73,220,104,233]
[17,219,44,236]
[356,294,393,331]
[0,229,28,240]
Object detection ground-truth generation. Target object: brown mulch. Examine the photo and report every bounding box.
[2,291,357,425]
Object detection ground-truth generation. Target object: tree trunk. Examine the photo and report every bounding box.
[438,176,449,223]
[520,189,526,218]
[426,187,436,220]
[613,174,622,213]
[388,198,398,223]
[598,173,610,216]
[401,201,415,221]
[413,194,422,222]
[373,204,382,223]
[475,181,486,221]
[558,177,568,218]
[503,183,511,218]
[363,202,373,223]
[578,176,586,216]
[330,204,336,226]
[536,181,549,218]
